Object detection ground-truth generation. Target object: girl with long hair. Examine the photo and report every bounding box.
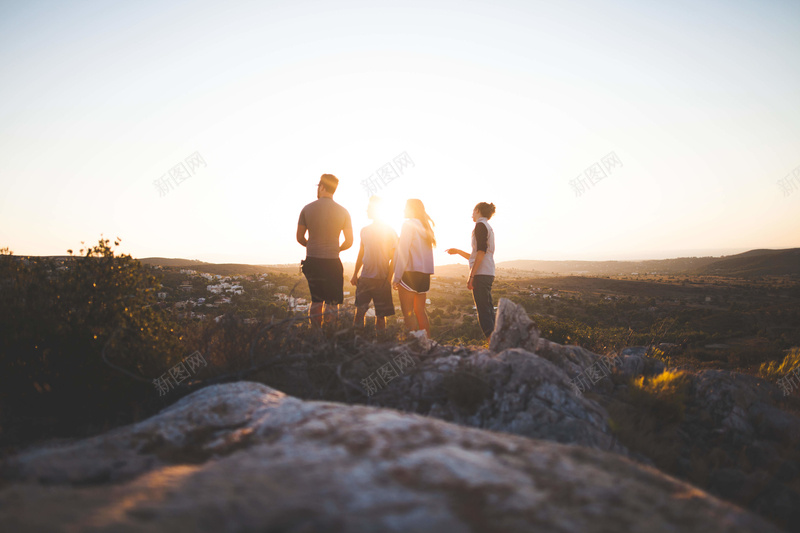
[392,199,435,337]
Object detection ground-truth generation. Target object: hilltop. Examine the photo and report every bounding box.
[498,248,800,277]
[694,248,800,277]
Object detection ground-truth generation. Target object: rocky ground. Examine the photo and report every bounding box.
[1,298,797,532]
[0,381,784,532]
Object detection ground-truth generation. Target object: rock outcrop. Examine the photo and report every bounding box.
[489,297,540,355]
[361,299,624,454]
[0,382,782,533]
[368,345,625,454]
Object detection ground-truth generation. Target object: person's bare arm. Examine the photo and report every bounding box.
[340,224,353,252]
[386,242,396,281]
[296,224,308,247]
[351,242,364,286]
[446,248,470,260]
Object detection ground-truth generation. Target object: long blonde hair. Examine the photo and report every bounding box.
[405,199,436,247]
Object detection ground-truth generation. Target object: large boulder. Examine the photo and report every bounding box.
[0,382,781,533]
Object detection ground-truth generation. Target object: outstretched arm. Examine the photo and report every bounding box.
[446,248,470,260]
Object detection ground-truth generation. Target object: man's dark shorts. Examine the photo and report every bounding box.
[301,257,343,304]
[354,277,396,317]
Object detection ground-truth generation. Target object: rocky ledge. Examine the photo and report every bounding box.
[0,381,782,533]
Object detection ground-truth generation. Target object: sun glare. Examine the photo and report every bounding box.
[369,195,405,230]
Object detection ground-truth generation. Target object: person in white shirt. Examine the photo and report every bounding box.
[446,202,496,337]
[392,199,435,337]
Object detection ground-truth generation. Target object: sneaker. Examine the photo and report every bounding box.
[408,330,432,351]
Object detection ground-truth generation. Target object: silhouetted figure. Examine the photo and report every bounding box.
[351,196,398,331]
[392,199,435,337]
[296,174,353,328]
[446,202,496,338]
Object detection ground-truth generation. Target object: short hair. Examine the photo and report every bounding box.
[475,202,496,219]
[319,174,339,193]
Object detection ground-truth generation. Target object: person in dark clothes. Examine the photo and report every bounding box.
[296,174,353,327]
[446,202,496,338]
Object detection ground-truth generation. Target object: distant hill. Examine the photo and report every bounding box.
[137,249,800,278]
[694,248,800,277]
[140,258,277,276]
[433,264,471,277]
[139,257,471,278]
[138,257,210,267]
[497,257,721,276]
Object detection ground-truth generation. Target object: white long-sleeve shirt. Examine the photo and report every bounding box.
[393,219,434,282]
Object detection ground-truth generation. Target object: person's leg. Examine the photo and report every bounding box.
[371,278,394,332]
[413,292,430,337]
[302,258,325,328]
[322,259,344,329]
[473,275,495,337]
[309,302,324,328]
[354,305,368,328]
[353,281,370,329]
[323,302,339,328]
[397,286,418,331]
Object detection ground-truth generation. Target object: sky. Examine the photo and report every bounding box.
[1,0,799,266]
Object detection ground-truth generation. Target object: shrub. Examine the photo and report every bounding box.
[0,239,183,447]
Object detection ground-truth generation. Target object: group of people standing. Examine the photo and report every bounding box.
[296,173,497,339]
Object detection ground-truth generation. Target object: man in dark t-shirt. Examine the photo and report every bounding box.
[296,173,353,327]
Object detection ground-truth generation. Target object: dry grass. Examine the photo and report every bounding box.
[628,370,692,424]
[758,347,800,381]
[602,370,693,473]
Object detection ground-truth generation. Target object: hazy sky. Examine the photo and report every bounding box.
[1,0,799,266]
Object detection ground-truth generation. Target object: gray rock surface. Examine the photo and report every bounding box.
[395,346,623,452]
[360,299,625,453]
[0,382,782,533]
[489,297,540,355]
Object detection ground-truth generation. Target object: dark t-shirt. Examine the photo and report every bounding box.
[474,223,488,252]
[298,198,352,259]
